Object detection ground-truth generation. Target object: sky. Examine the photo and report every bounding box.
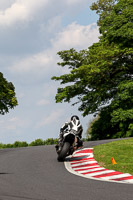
[0,0,100,144]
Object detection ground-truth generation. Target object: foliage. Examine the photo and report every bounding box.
[90,0,117,27]
[52,0,133,140]
[0,72,18,115]
[88,106,119,140]
[110,80,133,137]
[29,138,45,146]
[98,0,133,47]
[0,141,28,149]
[0,143,5,149]
[89,81,133,140]
[13,141,28,148]
[0,138,58,149]
[86,116,100,140]
[45,138,58,145]
[4,143,14,148]
[29,138,58,146]
[52,39,133,117]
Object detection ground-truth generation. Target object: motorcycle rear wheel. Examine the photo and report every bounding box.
[57,142,70,162]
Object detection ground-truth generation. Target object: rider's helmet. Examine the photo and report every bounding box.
[71,115,80,126]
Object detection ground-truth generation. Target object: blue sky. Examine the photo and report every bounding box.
[0,0,100,144]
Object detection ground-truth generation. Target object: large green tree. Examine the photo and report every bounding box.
[0,72,18,115]
[52,0,133,139]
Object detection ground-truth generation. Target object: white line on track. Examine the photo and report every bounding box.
[76,167,105,173]
[71,161,97,167]
[100,173,132,180]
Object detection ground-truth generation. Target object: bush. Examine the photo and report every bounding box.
[45,138,58,145]
[4,144,13,148]
[13,141,28,148]
[86,116,99,140]
[45,138,53,145]
[0,143,4,149]
[0,138,58,149]
[88,106,119,140]
[29,139,45,146]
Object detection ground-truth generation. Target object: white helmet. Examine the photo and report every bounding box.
[71,115,80,126]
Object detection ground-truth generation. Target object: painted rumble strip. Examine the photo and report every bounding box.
[64,148,133,184]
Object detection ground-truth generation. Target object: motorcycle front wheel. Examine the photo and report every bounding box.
[57,142,70,162]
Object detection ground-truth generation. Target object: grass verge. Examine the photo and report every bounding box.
[93,138,133,175]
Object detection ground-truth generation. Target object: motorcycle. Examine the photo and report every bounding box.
[56,129,81,161]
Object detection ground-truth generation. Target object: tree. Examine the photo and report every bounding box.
[0,72,18,115]
[110,80,133,137]
[90,0,117,27]
[96,0,133,47]
[52,0,133,139]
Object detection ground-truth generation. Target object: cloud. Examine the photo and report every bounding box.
[0,116,30,131]
[41,16,62,34]
[37,99,50,106]
[0,0,98,57]
[37,109,64,127]
[0,0,49,26]
[0,0,15,10]
[37,83,59,100]
[10,51,55,74]
[52,22,100,51]
[0,0,96,27]
[9,22,99,79]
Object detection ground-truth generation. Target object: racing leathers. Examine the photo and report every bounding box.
[58,121,83,148]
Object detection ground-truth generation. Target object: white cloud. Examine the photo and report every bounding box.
[37,99,50,106]
[0,3,28,26]
[0,0,96,27]
[0,0,49,26]
[37,109,64,127]
[10,51,55,74]
[9,22,99,78]
[0,0,15,10]
[0,116,30,131]
[52,22,100,51]
[42,16,62,34]
[41,83,60,97]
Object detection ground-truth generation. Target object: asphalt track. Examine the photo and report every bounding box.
[0,139,132,200]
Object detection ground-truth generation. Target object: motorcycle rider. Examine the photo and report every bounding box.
[55,115,83,151]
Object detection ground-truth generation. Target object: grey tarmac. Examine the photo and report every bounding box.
[0,138,132,200]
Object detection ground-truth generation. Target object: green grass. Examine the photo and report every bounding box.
[93,138,133,175]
